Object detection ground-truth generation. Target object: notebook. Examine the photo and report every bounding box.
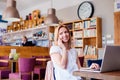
[80,45,120,73]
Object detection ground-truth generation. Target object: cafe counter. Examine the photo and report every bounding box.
[0,46,49,57]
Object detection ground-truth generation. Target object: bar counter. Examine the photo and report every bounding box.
[0,46,49,57]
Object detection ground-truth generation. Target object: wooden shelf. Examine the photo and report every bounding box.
[74,28,83,31]
[3,25,49,41]
[74,46,83,48]
[85,54,98,59]
[114,12,120,45]
[84,36,96,39]
[64,17,102,59]
[84,27,96,29]
[4,25,47,35]
[2,25,55,47]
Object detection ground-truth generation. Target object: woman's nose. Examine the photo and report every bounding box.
[62,33,66,37]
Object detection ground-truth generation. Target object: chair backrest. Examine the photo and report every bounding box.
[0,56,9,67]
[32,56,50,65]
[32,56,43,65]
[45,61,54,80]
[78,56,84,67]
[43,56,50,58]
[18,57,35,73]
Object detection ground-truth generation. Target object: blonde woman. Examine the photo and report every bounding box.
[49,25,82,80]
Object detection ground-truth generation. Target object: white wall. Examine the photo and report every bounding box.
[20,0,115,46]
[20,0,92,19]
[55,0,114,45]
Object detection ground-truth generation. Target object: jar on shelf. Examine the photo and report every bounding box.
[7,26,10,33]
[17,23,20,31]
[33,19,37,27]
[38,13,41,19]
[29,20,33,28]
[29,13,32,20]
[26,15,29,20]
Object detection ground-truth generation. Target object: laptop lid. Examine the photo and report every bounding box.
[100,45,120,72]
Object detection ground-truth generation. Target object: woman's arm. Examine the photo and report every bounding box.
[50,49,68,69]
[76,57,81,69]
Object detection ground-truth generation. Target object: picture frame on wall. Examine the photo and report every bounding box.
[114,0,120,12]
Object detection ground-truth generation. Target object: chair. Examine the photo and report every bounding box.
[32,56,46,80]
[78,56,84,67]
[32,56,43,66]
[0,56,11,79]
[9,57,35,80]
[32,56,50,66]
[87,59,102,80]
[45,61,54,80]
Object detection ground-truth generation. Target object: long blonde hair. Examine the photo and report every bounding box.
[54,25,71,48]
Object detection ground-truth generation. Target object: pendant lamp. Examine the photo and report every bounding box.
[44,0,59,26]
[0,15,8,23]
[2,0,20,22]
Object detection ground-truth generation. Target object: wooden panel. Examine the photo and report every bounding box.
[114,12,120,45]
[0,46,49,58]
[84,38,96,47]
[96,17,102,48]
[73,71,120,80]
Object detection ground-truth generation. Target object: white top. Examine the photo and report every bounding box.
[50,46,82,80]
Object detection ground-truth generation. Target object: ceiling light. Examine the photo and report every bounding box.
[0,15,8,23]
[44,0,59,26]
[2,0,20,22]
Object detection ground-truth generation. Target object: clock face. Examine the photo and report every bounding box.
[77,1,94,20]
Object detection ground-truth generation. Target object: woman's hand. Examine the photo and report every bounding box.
[90,63,100,70]
[58,38,66,50]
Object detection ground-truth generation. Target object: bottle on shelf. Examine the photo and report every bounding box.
[29,13,32,20]
[26,15,29,20]
[38,13,41,19]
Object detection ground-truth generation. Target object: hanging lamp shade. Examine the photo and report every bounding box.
[2,0,20,22]
[0,15,8,23]
[45,8,59,26]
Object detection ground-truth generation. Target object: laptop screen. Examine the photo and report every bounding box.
[100,45,120,72]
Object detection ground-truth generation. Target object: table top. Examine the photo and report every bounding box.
[73,70,120,80]
[0,59,8,63]
[36,58,50,61]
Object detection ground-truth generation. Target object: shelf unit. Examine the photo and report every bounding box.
[2,25,55,47]
[114,12,120,45]
[64,17,102,59]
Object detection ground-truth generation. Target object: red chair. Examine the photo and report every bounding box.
[32,56,44,66]
[78,56,84,67]
[0,56,11,79]
[9,57,35,80]
[32,56,48,80]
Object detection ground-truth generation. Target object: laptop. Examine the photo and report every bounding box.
[80,45,120,73]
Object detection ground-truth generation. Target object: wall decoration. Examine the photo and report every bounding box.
[77,1,94,20]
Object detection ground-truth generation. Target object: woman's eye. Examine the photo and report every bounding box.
[59,32,63,35]
[65,31,69,33]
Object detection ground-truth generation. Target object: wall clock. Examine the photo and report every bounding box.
[77,1,94,20]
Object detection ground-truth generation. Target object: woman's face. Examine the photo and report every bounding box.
[22,37,27,42]
[58,27,70,43]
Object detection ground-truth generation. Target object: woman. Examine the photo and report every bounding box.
[21,36,35,46]
[49,25,82,80]
[22,36,29,46]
